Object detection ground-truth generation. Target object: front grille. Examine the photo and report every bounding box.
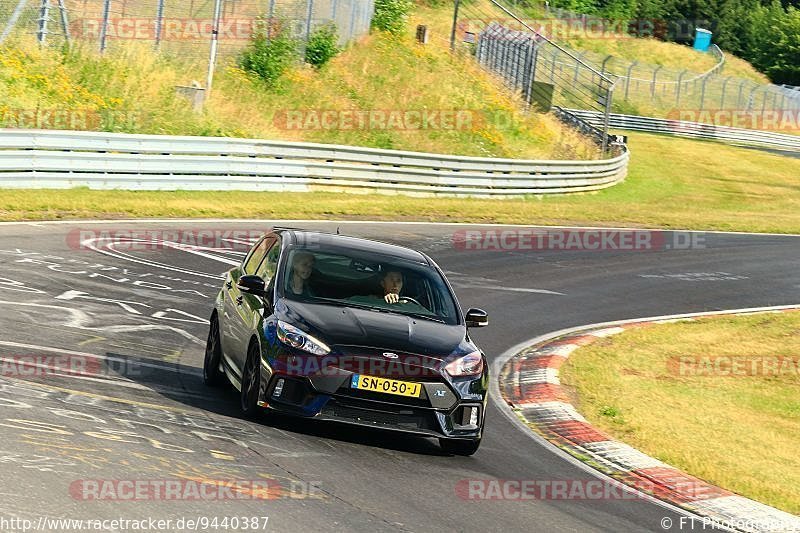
[321,398,436,431]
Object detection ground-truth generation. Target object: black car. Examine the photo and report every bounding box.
[204,228,489,455]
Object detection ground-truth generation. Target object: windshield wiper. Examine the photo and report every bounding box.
[308,297,446,323]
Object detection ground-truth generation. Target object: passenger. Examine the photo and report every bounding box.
[287,251,315,297]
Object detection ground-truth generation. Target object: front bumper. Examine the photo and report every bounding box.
[256,369,485,439]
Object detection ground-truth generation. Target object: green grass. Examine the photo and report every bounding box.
[1,132,799,233]
[0,19,597,160]
[559,312,800,514]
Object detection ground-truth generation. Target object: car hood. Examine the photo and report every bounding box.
[278,299,465,357]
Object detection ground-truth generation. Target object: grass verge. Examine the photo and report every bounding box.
[559,312,800,514]
[1,132,799,233]
[0,23,596,160]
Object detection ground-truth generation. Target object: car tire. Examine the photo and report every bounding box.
[240,342,262,418]
[203,314,226,387]
[440,437,481,456]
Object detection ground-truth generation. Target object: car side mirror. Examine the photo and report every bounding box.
[238,275,266,298]
[465,308,488,328]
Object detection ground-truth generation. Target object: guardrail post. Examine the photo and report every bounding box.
[651,66,662,100]
[624,61,636,101]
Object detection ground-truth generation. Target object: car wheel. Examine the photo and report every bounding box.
[203,314,226,387]
[440,437,481,456]
[240,342,262,417]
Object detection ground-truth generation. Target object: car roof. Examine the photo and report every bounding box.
[276,229,429,264]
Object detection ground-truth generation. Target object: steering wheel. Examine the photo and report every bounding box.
[399,296,423,307]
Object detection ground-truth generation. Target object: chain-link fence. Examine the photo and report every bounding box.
[453,0,619,153]
[1,0,374,60]
[538,5,800,118]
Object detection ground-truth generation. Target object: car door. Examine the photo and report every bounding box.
[222,235,273,378]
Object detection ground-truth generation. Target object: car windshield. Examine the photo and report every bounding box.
[280,246,460,325]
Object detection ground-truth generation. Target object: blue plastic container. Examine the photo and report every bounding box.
[693,28,712,52]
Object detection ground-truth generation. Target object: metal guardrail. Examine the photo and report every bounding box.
[566,110,800,152]
[0,129,629,196]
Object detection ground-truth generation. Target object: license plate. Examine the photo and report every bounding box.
[350,374,422,398]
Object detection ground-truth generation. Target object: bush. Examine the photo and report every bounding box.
[239,21,298,85]
[305,24,340,68]
[372,0,414,35]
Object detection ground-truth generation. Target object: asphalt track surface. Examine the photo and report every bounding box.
[0,220,797,533]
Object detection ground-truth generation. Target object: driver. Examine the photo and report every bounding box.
[380,270,404,304]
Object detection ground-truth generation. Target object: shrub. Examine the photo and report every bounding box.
[372,0,414,35]
[305,24,340,68]
[239,20,298,85]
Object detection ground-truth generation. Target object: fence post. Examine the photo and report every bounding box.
[699,75,710,111]
[349,0,357,40]
[305,0,314,46]
[736,80,746,109]
[746,86,759,110]
[675,69,688,106]
[574,51,586,83]
[54,0,70,43]
[450,0,461,50]
[600,55,612,78]
[549,49,557,83]
[624,61,636,101]
[154,0,165,50]
[204,0,223,99]
[99,0,111,53]
[601,80,614,155]
[36,0,50,45]
[266,0,276,39]
[651,66,662,100]
[1,0,29,45]
[720,77,730,109]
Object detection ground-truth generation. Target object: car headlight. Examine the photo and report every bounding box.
[277,320,330,355]
[444,351,484,377]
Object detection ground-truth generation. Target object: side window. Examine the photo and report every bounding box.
[243,237,273,275]
[256,237,281,281]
